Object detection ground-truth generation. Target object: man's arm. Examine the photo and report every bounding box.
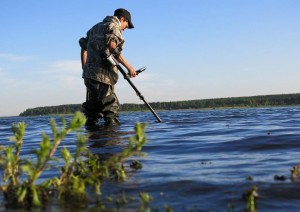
[81,49,87,70]
[108,40,136,78]
[79,37,88,70]
[117,54,136,77]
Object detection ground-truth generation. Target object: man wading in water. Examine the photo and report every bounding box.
[79,8,136,126]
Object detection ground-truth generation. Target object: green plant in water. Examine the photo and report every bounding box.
[139,192,152,212]
[54,133,98,203]
[0,112,86,208]
[164,204,173,212]
[130,160,143,170]
[0,122,27,187]
[290,165,300,181]
[243,185,258,212]
[0,112,149,210]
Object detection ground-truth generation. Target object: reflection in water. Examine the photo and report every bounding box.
[85,124,134,160]
[87,125,123,146]
[84,124,143,206]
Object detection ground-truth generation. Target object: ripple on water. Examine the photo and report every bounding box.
[1,107,300,210]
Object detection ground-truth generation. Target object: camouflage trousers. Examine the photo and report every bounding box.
[82,78,120,121]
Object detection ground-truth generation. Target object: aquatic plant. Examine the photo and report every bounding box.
[243,185,258,212]
[139,192,152,212]
[130,160,143,170]
[0,122,27,188]
[290,165,300,181]
[0,112,149,210]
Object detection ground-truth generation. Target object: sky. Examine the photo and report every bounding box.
[0,0,299,117]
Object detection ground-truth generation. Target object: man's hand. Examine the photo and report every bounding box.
[128,67,136,78]
[117,54,136,78]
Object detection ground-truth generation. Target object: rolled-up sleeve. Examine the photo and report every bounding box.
[105,23,124,49]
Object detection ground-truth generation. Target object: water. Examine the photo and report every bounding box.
[1,107,300,211]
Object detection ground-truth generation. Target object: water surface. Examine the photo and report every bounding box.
[1,107,300,211]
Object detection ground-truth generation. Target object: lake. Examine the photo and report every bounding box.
[1,106,300,211]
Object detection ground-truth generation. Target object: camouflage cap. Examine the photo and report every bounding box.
[114,8,134,29]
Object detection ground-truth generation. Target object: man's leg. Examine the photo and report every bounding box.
[101,86,120,125]
[82,79,120,126]
[82,79,109,126]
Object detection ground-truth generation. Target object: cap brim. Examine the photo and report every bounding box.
[128,20,134,29]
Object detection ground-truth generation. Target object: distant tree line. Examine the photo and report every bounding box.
[19,93,300,116]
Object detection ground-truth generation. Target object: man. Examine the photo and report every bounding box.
[79,8,136,126]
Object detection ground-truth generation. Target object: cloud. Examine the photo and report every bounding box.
[50,60,81,74]
[45,60,82,89]
[0,53,85,116]
[0,52,36,83]
[0,53,33,62]
[0,69,18,85]
[38,60,81,76]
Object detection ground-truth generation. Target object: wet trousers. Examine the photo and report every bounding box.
[82,78,120,121]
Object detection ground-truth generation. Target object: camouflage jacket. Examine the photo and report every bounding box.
[82,16,124,85]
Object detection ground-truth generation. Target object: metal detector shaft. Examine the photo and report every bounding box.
[106,55,162,122]
[118,65,162,122]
